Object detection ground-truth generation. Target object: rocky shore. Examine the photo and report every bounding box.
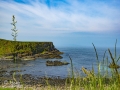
[0,60,68,88]
[0,68,68,88]
[0,50,63,61]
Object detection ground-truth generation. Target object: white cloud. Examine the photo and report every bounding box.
[0,0,120,37]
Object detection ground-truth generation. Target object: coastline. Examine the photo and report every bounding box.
[0,39,67,88]
[0,60,68,88]
[0,38,63,61]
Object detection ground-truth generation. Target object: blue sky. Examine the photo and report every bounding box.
[0,0,120,48]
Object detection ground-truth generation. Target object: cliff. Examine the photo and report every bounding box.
[0,39,63,60]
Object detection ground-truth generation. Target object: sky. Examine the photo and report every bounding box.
[0,0,120,48]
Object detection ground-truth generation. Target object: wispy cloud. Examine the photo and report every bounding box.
[0,0,120,37]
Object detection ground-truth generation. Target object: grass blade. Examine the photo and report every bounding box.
[92,43,99,63]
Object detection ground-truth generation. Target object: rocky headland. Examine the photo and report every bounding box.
[0,38,63,60]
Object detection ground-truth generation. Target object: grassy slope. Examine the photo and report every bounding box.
[0,38,55,57]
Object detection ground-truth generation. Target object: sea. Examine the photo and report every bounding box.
[7,47,120,78]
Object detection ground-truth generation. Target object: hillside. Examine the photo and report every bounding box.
[0,39,62,60]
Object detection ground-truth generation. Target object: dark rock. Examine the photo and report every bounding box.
[21,56,36,60]
[0,70,7,77]
[46,60,69,66]
[55,56,63,59]
[34,54,40,57]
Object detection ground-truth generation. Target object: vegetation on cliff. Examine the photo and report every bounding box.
[0,38,61,59]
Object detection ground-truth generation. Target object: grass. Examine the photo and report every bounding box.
[1,40,120,90]
[0,87,16,90]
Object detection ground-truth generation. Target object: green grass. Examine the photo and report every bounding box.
[0,87,16,90]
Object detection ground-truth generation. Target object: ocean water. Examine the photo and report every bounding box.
[7,47,120,78]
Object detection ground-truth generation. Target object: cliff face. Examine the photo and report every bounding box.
[0,39,59,57]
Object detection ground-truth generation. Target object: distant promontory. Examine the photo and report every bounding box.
[0,39,63,60]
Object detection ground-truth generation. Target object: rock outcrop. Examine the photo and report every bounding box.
[46,60,69,66]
